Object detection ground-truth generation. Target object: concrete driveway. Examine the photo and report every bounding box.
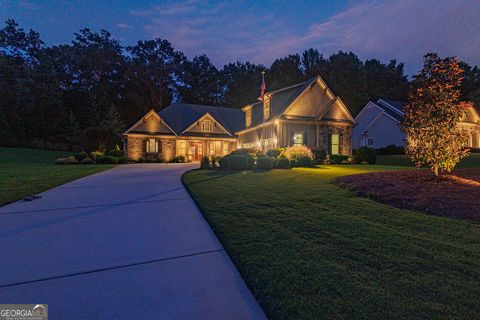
[0,163,266,319]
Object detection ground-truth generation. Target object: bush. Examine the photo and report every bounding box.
[230,148,257,168]
[228,155,250,170]
[210,156,216,168]
[96,156,120,164]
[80,157,94,164]
[75,151,89,161]
[201,156,211,170]
[376,144,405,155]
[295,156,313,167]
[283,145,314,167]
[354,146,376,164]
[274,157,291,169]
[171,155,186,163]
[311,149,327,164]
[266,147,284,158]
[90,150,104,160]
[256,156,274,170]
[54,156,78,165]
[106,149,124,157]
[329,154,350,164]
[219,155,230,169]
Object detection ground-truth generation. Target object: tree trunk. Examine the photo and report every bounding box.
[433,165,439,176]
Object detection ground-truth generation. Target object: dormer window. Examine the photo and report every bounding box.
[264,98,270,120]
[202,120,213,131]
[246,108,252,127]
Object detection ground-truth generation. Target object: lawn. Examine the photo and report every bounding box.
[183,165,480,319]
[0,148,116,206]
[376,153,480,167]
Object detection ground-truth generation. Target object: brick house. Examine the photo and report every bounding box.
[123,75,356,161]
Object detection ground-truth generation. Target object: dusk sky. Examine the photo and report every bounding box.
[2,0,479,75]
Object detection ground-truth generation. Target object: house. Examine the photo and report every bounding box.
[353,99,480,149]
[123,75,356,161]
[123,104,243,161]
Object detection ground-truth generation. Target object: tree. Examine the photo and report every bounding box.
[0,110,17,146]
[364,59,408,102]
[221,61,265,108]
[267,54,304,91]
[301,48,327,78]
[401,53,470,176]
[179,54,221,105]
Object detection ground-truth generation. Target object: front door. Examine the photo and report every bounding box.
[190,142,203,161]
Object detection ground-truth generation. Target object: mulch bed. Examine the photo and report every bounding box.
[335,168,480,222]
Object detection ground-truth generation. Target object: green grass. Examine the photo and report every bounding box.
[376,153,480,167]
[0,148,116,206]
[183,166,480,319]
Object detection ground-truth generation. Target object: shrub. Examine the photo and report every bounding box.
[296,156,313,167]
[354,146,376,164]
[106,149,124,157]
[289,159,297,167]
[274,157,291,169]
[219,155,230,169]
[266,147,284,158]
[54,156,79,165]
[329,154,350,164]
[75,151,89,161]
[283,145,314,167]
[210,156,216,168]
[201,156,211,170]
[230,148,257,168]
[95,156,120,164]
[171,155,186,163]
[256,156,274,170]
[80,157,93,164]
[376,144,405,155]
[90,151,104,160]
[228,155,250,170]
[311,149,327,164]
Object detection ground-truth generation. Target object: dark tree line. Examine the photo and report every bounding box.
[1,19,479,151]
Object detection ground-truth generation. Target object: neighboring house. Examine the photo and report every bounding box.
[353,99,480,149]
[123,75,356,161]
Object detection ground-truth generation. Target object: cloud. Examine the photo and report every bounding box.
[116,23,132,29]
[133,0,480,74]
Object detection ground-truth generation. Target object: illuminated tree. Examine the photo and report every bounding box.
[401,53,470,176]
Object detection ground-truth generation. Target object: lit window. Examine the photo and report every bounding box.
[209,142,215,155]
[264,99,270,120]
[222,142,229,155]
[293,132,304,145]
[367,138,375,146]
[202,120,213,131]
[246,109,252,127]
[178,141,187,155]
[331,134,340,155]
[146,138,158,153]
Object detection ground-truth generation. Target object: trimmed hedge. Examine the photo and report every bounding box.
[354,146,376,164]
[75,151,89,161]
[200,156,211,169]
[106,149,125,157]
[274,157,291,169]
[256,156,274,170]
[329,154,350,164]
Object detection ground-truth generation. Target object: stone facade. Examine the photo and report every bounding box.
[161,139,176,161]
[317,125,353,155]
[127,136,144,160]
[126,136,176,161]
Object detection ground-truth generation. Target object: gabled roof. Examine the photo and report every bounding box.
[373,100,405,122]
[124,109,176,135]
[245,78,315,127]
[158,103,244,135]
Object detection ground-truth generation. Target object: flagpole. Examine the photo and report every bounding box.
[262,71,266,152]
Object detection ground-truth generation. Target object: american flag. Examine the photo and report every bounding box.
[258,72,266,101]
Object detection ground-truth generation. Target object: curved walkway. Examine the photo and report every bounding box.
[0,163,266,319]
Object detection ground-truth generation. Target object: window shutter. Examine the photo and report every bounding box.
[303,132,308,146]
[339,134,343,154]
[290,131,295,146]
[327,134,332,154]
